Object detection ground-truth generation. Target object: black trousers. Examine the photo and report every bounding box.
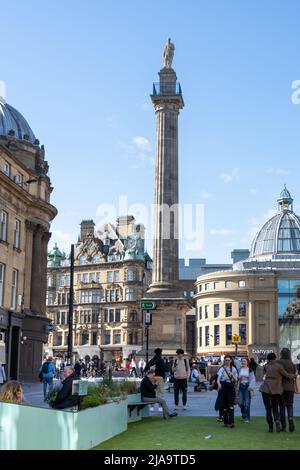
[174,378,188,406]
[279,390,294,427]
[220,382,235,425]
[261,392,280,426]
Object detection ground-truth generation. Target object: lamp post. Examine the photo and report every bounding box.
[67,244,74,365]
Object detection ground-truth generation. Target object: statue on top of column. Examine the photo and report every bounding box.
[163,38,175,69]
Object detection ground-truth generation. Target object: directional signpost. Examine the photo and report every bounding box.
[141,301,157,362]
[231,335,241,356]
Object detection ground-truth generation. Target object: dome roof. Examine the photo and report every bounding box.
[0,98,37,144]
[251,187,300,257]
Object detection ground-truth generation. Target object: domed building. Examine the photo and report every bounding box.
[0,96,57,380]
[195,187,300,361]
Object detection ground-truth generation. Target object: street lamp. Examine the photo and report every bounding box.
[67,244,74,365]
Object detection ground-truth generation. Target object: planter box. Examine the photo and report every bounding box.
[0,399,127,450]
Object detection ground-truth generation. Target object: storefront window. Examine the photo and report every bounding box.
[278,280,300,359]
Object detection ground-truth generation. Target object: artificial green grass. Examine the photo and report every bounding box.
[94,417,300,450]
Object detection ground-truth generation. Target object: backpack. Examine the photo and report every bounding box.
[174,358,188,372]
[42,362,50,374]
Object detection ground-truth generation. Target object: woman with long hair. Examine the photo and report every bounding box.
[277,348,297,432]
[259,352,296,432]
[0,380,24,404]
[217,355,238,428]
[238,357,255,423]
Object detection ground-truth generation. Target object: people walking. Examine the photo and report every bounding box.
[138,358,146,377]
[238,358,255,422]
[172,348,190,411]
[259,352,296,432]
[74,360,82,378]
[140,370,177,420]
[39,356,56,401]
[249,357,258,377]
[277,348,297,432]
[217,355,238,428]
[130,358,138,377]
[144,348,167,399]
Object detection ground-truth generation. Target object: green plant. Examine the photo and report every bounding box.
[81,395,108,409]
[48,388,58,407]
[119,381,138,394]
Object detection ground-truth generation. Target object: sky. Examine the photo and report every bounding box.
[2,0,300,263]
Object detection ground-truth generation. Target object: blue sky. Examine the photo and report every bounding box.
[2,0,300,263]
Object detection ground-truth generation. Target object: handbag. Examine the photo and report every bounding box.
[294,376,300,394]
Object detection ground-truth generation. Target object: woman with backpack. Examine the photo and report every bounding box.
[39,357,56,401]
[238,357,256,423]
[217,355,238,428]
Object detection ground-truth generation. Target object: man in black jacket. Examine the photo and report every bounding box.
[141,370,177,420]
[144,348,167,399]
[53,366,79,410]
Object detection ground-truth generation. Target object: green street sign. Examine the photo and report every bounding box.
[141,301,157,310]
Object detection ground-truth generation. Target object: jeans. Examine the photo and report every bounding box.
[174,378,188,406]
[261,392,280,426]
[142,396,171,419]
[220,381,235,425]
[43,377,53,400]
[239,383,251,420]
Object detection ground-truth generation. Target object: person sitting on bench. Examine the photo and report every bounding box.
[141,370,178,420]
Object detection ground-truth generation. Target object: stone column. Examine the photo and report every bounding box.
[40,231,51,315]
[149,67,184,292]
[248,302,255,345]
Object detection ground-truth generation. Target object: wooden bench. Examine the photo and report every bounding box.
[127,401,156,417]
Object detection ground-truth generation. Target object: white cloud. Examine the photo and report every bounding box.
[133,136,151,151]
[210,228,235,236]
[267,167,290,176]
[220,168,239,182]
[50,229,74,253]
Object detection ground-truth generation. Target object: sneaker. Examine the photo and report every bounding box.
[174,406,179,411]
[168,412,178,418]
[243,419,249,423]
[289,419,295,433]
[275,421,281,432]
[183,405,187,411]
[217,418,223,422]
[229,424,235,428]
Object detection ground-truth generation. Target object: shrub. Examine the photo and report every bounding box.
[80,395,107,409]
[48,388,58,407]
[119,381,138,394]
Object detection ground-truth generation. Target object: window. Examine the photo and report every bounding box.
[214,304,220,318]
[92,290,100,303]
[205,326,210,346]
[81,290,92,304]
[205,283,210,291]
[77,274,81,284]
[125,288,135,301]
[47,276,53,287]
[114,271,120,282]
[90,272,95,283]
[205,305,209,319]
[0,263,5,306]
[115,308,121,322]
[46,292,55,305]
[104,331,111,345]
[61,312,66,325]
[109,309,114,323]
[239,324,246,344]
[214,325,220,346]
[92,332,97,345]
[115,289,119,301]
[13,173,23,184]
[3,161,10,177]
[104,309,109,323]
[238,280,246,288]
[225,280,232,288]
[126,270,134,281]
[129,310,137,322]
[226,324,232,345]
[93,255,100,264]
[113,330,121,344]
[54,334,62,346]
[239,302,246,317]
[66,275,70,286]
[79,256,86,265]
[109,290,115,302]
[83,273,89,284]
[199,327,202,347]
[13,220,21,249]
[199,284,202,292]
[81,331,89,345]
[107,271,113,283]
[0,211,8,241]
[92,312,99,324]
[11,269,18,309]
[59,275,65,286]
[214,282,221,289]
[96,272,101,283]
[225,303,232,317]
[199,306,202,320]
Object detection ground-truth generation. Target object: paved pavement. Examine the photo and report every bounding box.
[21,380,300,416]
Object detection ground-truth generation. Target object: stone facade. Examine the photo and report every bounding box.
[45,217,152,362]
[0,131,57,381]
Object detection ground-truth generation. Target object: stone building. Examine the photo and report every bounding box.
[45,217,152,362]
[0,98,57,380]
[195,187,300,361]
